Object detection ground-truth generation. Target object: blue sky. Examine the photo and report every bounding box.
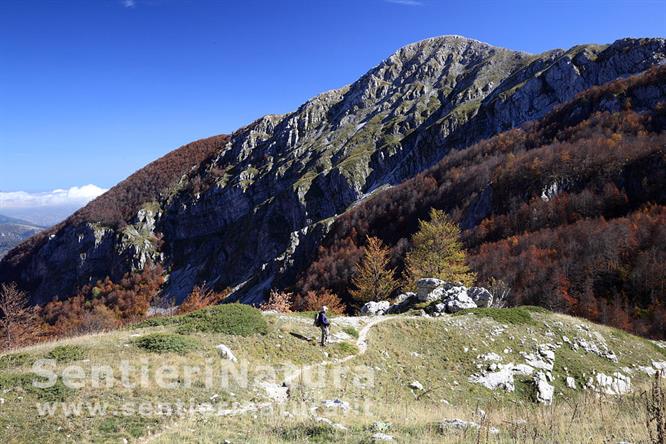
[1,0,664,194]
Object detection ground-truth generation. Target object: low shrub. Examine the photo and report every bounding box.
[454,307,536,325]
[0,352,33,370]
[0,372,71,401]
[175,304,268,336]
[46,345,86,363]
[132,333,199,353]
[132,316,178,328]
[334,342,359,355]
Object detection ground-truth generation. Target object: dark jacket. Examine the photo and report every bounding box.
[316,311,330,327]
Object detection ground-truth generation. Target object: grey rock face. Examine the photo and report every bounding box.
[416,278,445,301]
[468,287,493,307]
[3,36,665,304]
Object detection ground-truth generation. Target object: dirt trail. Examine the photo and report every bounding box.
[283,315,399,384]
[143,314,419,443]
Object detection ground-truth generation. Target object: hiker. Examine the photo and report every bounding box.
[314,305,330,346]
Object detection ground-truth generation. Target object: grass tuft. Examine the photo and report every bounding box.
[0,352,33,370]
[454,307,537,325]
[334,342,359,355]
[343,326,359,338]
[132,333,199,353]
[46,345,86,363]
[135,304,268,336]
[278,422,341,442]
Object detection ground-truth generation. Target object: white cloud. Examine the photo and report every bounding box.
[122,0,136,8]
[385,0,423,5]
[0,185,108,209]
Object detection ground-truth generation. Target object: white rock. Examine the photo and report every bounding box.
[521,351,554,371]
[652,361,666,375]
[315,416,347,431]
[469,364,516,392]
[512,364,535,375]
[439,418,480,431]
[566,376,577,389]
[409,381,424,390]
[361,300,391,316]
[534,371,554,404]
[416,278,445,302]
[322,399,350,411]
[216,344,238,362]
[433,302,447,313]
[444,293,477,313]
[479,352,502,362]
[538,344,555,362]
[371,433,394,441]
[589,372,631,395]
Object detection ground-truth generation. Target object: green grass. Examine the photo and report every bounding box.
[46,345,86,363]
[343,326,359,339]
[0,352,33,370]
[333,342,359,355]
[135,303,269,336]
[97,416,161,440]
[278,422,342,442]
[0,371,72,401]
[2,307,666,443]
[454,307,538,326]
[132,333,199,353]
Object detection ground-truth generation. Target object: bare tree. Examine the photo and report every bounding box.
[486,277,511,308]
[0,282,33,348]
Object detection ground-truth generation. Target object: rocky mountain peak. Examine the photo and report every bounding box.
[2,36,665,306]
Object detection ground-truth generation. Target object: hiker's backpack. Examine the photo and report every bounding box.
[314,312,322,327]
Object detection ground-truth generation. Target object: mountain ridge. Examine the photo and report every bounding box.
[1,35,664,308]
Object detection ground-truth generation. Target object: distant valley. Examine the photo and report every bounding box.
[0,214,44,259]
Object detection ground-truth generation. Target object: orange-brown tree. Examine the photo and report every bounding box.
[294,289,346,314]
[260,290,293,313]
[349,236,399,304]
[178,285,230,314]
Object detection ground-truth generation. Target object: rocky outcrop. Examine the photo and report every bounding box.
[468,287,493,307]
[360,300,391,316]
[2,36,665,305]
[367,280,490,316]
[416,278,445,302]
[586,372,631,395]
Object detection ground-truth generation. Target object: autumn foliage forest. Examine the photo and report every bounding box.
[298,66,666,338]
